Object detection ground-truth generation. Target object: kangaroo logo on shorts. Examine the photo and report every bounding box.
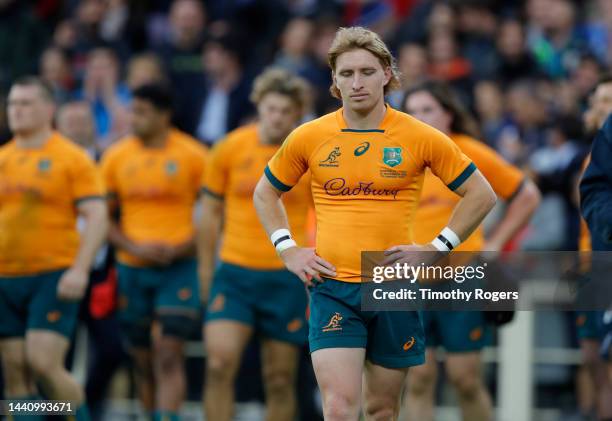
[178,288,192,301]
[382,147,402,167]
[287,318,303,333]
[47,310,61,323]
[470,327,483,341]
[322,312,343,332]
[210,294,225,312]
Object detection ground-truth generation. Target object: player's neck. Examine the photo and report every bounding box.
[342,101,387,130]
[14,127,53,149]
[140,128,169,148]
[257,125,283,146]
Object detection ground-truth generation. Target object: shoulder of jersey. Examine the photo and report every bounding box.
[215,124,258,150]
[101,135,138,160]
[169,128,208,156]
[389,110,448,140]
[290,112,338,141]
[53,132,95,159]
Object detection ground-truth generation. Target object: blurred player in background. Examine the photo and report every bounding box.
[0,76,108,420]
[101,84,207,421]
[402,81,540,421]
[254,27,497,420]
[577,75,612,421]
[199,68,311,421]
[57,101,127,421]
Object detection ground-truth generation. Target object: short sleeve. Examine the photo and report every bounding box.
[462,140,523,200]
[202,139,230,199]
[425,131,476,191]
[265,127,309,192]
[70,151,104,204]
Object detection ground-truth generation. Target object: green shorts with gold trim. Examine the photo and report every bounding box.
[0,269,80,339]
[308,278,425,368]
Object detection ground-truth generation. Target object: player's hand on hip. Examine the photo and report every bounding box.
[57,266,89,301]
[279,246,336,287]
[382,243,441,267]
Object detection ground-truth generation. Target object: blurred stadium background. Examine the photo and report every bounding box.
[0,0,611,420]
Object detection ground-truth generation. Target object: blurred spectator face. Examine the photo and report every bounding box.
[77,0,106,28]
[526,0,554,28]
[56,102,96,148]
[312,21,337,64]
[429,30,457,63]
[130,99,169,139]
[257,93,301,143]
[53,20,78,51]
[506,84,545,127]
[474,81,503,121]
[398,44,427,85]
[333,49,391,114]
[170,0,205,48]
[86,49,119,88]
[586,82,612,130]
[541,0,574,32]
[281,18,313,57]
[40,48,70,87]
[497,20,525,59]
[203,42,238,81]
[7,85,54,135]
[127,55,165,90]
[404,90,452,134]
[428,3,455,33]
[571,57,602,98]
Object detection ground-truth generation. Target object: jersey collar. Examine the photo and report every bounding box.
[335,104,396,133]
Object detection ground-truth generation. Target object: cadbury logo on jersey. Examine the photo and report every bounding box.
[323,178,400,199]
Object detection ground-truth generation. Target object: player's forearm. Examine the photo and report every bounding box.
[197,195,224,281]
[197,213,221,278]
[447,180,497,242]
[253,178,291,237]
[74,204,109,271]
[487,180,541,249]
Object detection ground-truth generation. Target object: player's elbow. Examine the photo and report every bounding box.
[515,180,541,216]
[478,182,497,214]
[253,176,281,208]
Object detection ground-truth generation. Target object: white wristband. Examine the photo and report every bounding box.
[440,227,461,248]
[431,237,451,253]
[431,227,461,253]
[276,238,297,253]
[271,229,296,253]
[271,229,291,244]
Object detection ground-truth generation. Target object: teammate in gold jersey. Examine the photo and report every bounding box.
[254,27,497,420]
[402,81,540,421]
[0,77,108,421]
[101,84,207,421]
[199,68,311,421]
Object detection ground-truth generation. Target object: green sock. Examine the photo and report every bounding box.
[152,411,179,421]
[5,395,44,420]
